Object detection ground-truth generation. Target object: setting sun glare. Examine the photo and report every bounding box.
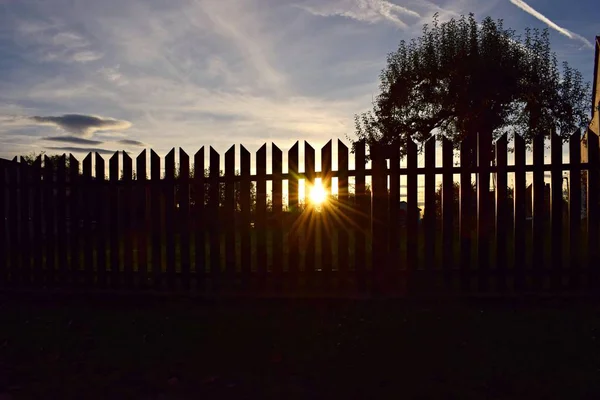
[309,182,327,205]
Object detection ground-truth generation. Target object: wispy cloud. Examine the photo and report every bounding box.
[43,135,103,145]
[298,0,421,28]
[117,139,145,146]
[45,146,115,155]
[509,0,593,49]
[28,114,132,137]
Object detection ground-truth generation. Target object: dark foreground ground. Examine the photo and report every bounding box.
[1,293,600,399]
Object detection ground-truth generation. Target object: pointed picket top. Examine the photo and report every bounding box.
[122,151,132,181]
[109,151,119,181]
[256,144,267,175]
[288,141,299,176]
[272,143,282,172]
[136,149,147,180]
[304,141,315,179]
[83,153,92,179]
[95,152,105,181]
[225,145,235,175]
[150,149,160,180]
[179,148,189,181]
[209,146,220,175]
[12,156,17,162]
[165,148,176,180]
[240,145,250,176]
[194,147,204,179]
[33,155,43,169]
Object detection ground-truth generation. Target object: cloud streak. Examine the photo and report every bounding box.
[43,135,104,145]
[298,0,421,29]
[509,0,593,49]
[29,114,132,137]
[117,139,145,146]
[45,146,116,155]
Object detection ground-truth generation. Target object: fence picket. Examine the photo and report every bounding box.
[136,150,148,288]
[532,135,545,290]
[321,140,333,286]
[224,145,236,284]
[407,139,418,292]
[165,148,176,290]
[256,144,267,289]
[287,142,300,287]
[150,150,162,288]
[19,157,31,286]
[569,133,582,290]
[109,152,120,289]
[179,149,190,291]
[337,140,349,289]
[44,156,57,286]
[209,147,221,285]
[7,159,20,286]
[0,160,6,285]
[477,131,492,292]
[122,151,134,289]
[82,154,93,286]
[550,134,563,289]
[33,156,44,287]
[389,146,400,292]
[272,144,283,288]
[95,153,107,288]
[304,142,316,287]
[442,137,454,287]
[56,155,68,286]
[495,134,508,292]
[193,148,205,289]
[354,140,367,292]
[587,129,599,289]
[514,135,526,291]
[424,137,436,281]
[459,135,474,292]
[240,146,251,285]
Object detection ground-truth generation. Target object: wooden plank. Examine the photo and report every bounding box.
[550,133,563,290]
[370,144,388,295]
[337,140,350,285]
[513,135,526,292]
[32,156,44,287]
[164,148,176,290]
[459,134,474,292]
[0,160,6,286]
[240,146,251,283]
[495,134,508,292]
[354,140,367,292]
[224,145,236,285]
[389,147,401,276]
[407,138,419,291]
[304,142,316,286]
[19,157,31,286]
[256,144,267,286]
[150,150,162,288]
[122,151,134,289]
[320,140,333,279]
[56,155,68,287]
[272,144,283,287]
[287,142,300,287]
[531,134,545,290]
[95,153,107,288]
[109,151,120,289]
[7,159,19,286]
[209,147,221,283]
[569,133,582,290]
[179,149,191,291]
[82,154,94,286]
[424,137,436,276]
[44,156,57,287]
[193,148,205,290]
[587,129,599,289]
[477,130,493,292]
[136,150,148,287]
[442,137,454,286]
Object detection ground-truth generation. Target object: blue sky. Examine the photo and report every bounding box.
[0,0,598,162]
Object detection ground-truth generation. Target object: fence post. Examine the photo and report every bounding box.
[370,143,388,296]
[569,133,582,290]
[587,129,599,289]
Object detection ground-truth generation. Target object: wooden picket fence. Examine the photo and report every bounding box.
[1,129,599,297]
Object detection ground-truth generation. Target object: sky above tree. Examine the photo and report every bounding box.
[0,0,598,160]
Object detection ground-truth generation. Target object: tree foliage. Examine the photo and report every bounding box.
[352,13,591,158]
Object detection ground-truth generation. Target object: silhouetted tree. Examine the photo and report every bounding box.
[351,13,591,159]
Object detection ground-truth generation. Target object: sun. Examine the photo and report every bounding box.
[309,181,327,206]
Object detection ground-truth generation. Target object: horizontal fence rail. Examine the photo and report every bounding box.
[1,131,599,297]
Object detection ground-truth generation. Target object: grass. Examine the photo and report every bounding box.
[1,295,600,399]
